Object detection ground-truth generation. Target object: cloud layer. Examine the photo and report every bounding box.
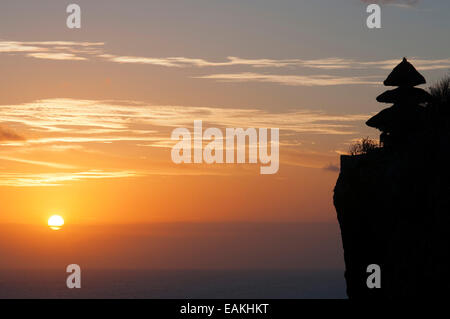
[0,98,369,149]
[0,98,367,186]
[0,170,138,187]
[195,72,379,86]
[1,40,449,87]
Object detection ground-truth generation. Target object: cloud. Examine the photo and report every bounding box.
[0,42,45,53]
[398,59,450,71]
[0,98,369,185]
[100,54,450,72]
[0,99,369,149]
[24,41,104,47]
[100,55,344,68]
[300,58,450,71]
[0,170,139,187]
[0,126,24,141]
[103,55,184,67]
[195,72,379,86]
[0,40,103,61]
[2,40,449,73]
[0,40,104,52]
[0,156,76,169]
[360,0,419,6]
[323,163,340,172]
[27,52,87,61]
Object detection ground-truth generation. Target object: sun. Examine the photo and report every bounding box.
[48,215,64,230]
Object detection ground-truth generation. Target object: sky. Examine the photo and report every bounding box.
[0,0,449,270]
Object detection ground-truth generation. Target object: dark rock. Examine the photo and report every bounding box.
[334,145,450,298]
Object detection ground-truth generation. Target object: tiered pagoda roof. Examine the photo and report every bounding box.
[366,58,429,145]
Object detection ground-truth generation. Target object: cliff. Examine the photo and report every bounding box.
[334,135,450,298]
[333,59,450,299]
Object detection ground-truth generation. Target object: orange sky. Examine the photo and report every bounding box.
[1,0,450,271]
[0,40,446,225]
[0,77,360,225]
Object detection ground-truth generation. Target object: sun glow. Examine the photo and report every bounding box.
[48,215,64,230]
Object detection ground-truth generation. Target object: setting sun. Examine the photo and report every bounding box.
[48,215,64,230]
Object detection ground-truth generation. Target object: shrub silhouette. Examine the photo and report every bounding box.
[429,76,450,105]
[348,137,379,155]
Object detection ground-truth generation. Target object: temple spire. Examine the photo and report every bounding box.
[366,58,429,148]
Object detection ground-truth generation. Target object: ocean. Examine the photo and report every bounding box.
[0,269,346,299]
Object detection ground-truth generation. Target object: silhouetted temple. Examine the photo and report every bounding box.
[366,58,431,148]
[334,58,450,298]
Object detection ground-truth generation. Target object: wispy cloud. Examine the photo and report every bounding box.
[0,40,103,61]
[2,41,447,71]
[360,0,430,10]
[100,54,450,71]
[100,55,346,68]
[360,0,419,7]
[323,163,340,172]
[0,156,75,169]
[0,99,369,149]
[27,52,87,61]
[195,72,379,86]
[1,40,448,89]
[0,98,370,185]
[0,42,45,53]
[0,170,139,187]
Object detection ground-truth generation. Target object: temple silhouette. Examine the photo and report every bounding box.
[334,58,450,298]
[367,58,431,148]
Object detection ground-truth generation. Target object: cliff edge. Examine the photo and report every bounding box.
[333,59,450,298]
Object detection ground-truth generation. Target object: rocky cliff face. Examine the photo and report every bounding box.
[334,142,450,298]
